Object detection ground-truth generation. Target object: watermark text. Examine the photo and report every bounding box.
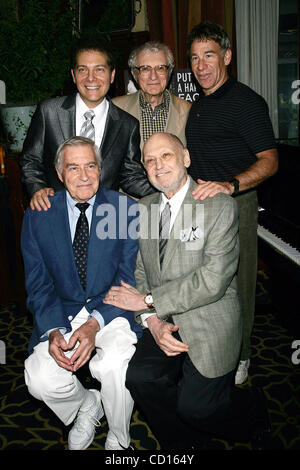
[291,340,300,365]
[291,80,300,105]
[0,340,6,364]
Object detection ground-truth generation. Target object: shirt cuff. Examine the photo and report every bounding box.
[140,312,157,328]
[43,327,67,339]
[88,309,105,330]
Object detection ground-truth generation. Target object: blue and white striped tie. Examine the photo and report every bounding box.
[80,110,95,141]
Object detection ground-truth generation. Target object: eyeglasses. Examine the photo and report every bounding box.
[143,152,174,168]
[134,65,170,76]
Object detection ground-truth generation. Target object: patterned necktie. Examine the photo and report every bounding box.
[159,202,171,266]
[80,110,95,141]
[73,202,90,290]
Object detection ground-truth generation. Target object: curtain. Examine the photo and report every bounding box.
[146,0,236,72]
[145,0,190,67]
[235,0,279,137]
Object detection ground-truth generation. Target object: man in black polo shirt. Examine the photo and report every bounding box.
[185,22,278,385]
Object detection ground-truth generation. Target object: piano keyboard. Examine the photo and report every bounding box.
[257,225,300,266]
[257,206,300,267]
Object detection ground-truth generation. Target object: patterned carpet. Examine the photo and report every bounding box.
[0,270,299,452]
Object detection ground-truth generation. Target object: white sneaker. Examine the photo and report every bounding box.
[105,431,125,450]
[235,359,250,385]
[68,389,104,450]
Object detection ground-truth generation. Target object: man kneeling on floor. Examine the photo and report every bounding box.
[104,132,271,450]
[21,136,142,450]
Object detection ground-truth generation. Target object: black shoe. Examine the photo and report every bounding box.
[192,435,211,450]
[250,388,272,450]
[120,442,136,451]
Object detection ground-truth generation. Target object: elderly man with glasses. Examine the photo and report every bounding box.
[112,42,191,150]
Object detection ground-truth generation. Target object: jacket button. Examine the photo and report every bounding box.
[68,315,73,321]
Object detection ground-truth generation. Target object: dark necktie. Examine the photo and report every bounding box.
[80,110,95,141]
[73,202,89,290]
[159,202,171,266]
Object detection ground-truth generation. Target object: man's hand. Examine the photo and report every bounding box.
[67,317,100,372]
[103,280,146,311]
[192,179,233,201]
[49,329,74,371]
[146,315,189,357]
[192,148,279,201]
[30,187,55,211]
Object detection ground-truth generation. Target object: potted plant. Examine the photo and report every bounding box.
[0,0,78,151]
[0,0,135,152]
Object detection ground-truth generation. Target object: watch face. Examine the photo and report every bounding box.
[145,295,153,305]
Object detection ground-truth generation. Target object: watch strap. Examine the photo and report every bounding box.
[144,293,155,309]
[229,178,239,196]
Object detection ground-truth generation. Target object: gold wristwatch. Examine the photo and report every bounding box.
[144,293,155,309]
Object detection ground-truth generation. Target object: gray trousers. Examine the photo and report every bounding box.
[235,190,258,360]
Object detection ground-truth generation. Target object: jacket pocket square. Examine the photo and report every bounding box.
[179,227,200,242]
[179,227,204,251]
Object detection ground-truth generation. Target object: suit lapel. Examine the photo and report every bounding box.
[139,194,161,279]
[58,95,76,140]
[100,101,122,159]
[50,191,81,291]
[51,189,109,296]
[127,92,141,119]
[161,179,200,274]
[132,92,143,142]
[165,92,180,136]
[86,188,108,292]
[140,183,201,278]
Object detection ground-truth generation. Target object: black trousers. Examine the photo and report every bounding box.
[126,329,259,449]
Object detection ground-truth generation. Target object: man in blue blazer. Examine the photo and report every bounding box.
[21,136,142,451]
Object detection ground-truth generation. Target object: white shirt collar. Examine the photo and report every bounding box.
[66,190,96,212]
[76,93,108,118]
[75,94,109,148]
[160,176,190,231]
[160,176,190,211]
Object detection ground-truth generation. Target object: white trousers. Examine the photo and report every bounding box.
[24,310,137,448]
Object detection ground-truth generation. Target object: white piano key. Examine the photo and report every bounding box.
[257,225,300,267]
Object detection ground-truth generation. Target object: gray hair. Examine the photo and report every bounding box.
[55,136,102,174]
[128,41,174,80]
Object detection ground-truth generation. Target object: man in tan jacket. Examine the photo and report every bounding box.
[112,42,191,151]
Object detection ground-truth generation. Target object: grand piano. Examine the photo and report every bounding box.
[257,143,300,335]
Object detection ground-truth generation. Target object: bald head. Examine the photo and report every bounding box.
[143,132,190,199]
[142,133,185,162]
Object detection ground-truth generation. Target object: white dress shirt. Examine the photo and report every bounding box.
[66,191,95,239]
[75,94,109,148]
[159,176,190,233]
[45,192,105,338]
[140,176,191,327]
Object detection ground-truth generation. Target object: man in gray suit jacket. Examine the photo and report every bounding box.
[104,132,271,449]
[20,37,154,211]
